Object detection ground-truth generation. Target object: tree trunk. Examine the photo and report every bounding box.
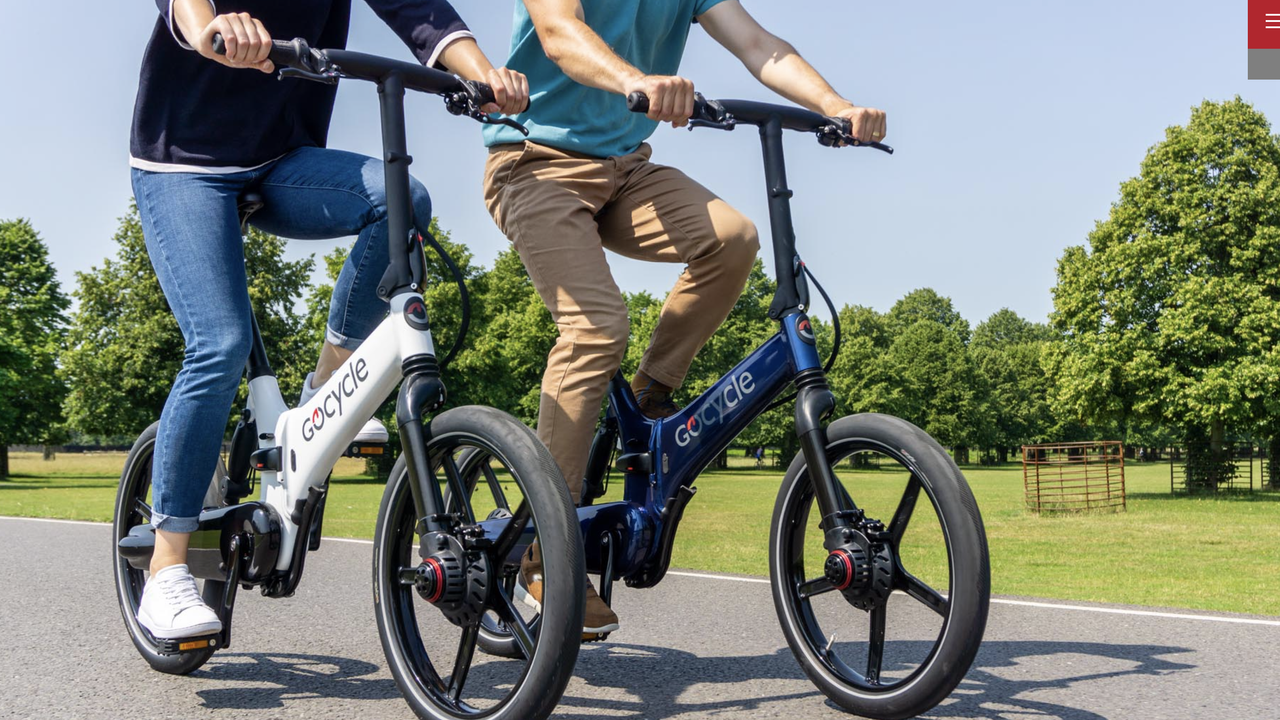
[42,445,55,461]
[953,446,970,465]
[996,446,1009,464]
[0,447,8,480]
[1269,435,1280,491]
[716,449,729,470]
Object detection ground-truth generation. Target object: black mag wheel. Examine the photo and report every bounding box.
[374,406,583,720]
[112,421,227,675]
[770,413,990,720]
[445,449,542,660]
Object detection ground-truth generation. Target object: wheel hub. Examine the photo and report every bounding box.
[824,519,894,610]
[415,532,490,627]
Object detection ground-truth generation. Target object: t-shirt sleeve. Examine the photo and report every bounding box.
[157,0,217,51]
[364,0,475,70]
[692,0,733,19]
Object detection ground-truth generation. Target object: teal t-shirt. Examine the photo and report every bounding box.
[482,0,729,158]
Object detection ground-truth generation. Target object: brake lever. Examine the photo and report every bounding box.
[687,118,735,132]
[277,67,340,85]
[442,92,531,136]
[816,124,894,154]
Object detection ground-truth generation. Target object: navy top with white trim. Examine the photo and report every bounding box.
[130,0,472,172]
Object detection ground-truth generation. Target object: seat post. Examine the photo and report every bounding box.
[236,192,274,381]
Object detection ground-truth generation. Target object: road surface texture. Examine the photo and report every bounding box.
[2,516,1277,720]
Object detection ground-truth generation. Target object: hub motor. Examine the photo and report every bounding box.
[824,518,894,611]
[415,532,490,627]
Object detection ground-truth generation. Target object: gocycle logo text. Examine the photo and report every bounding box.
[674,372,755,447]
[301,358,370,442]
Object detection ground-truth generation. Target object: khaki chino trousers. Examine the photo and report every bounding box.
[484,141,759,499]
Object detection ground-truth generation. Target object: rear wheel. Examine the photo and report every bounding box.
[374,406,583,720]
[770,413,989,720]
[112,422,226,675]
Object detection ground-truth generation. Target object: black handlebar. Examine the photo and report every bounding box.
[211,33,499,108]
[626,91,893,154]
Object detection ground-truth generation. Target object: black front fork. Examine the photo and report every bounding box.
[793,368,857,547]
[395,353,450,540]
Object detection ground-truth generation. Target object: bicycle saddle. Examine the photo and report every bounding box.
[237,192,265,227]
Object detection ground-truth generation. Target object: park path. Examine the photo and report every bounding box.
[2,516,1277,720]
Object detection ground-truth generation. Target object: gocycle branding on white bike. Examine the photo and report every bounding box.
[301,357,370,442]
[674,371,755,447]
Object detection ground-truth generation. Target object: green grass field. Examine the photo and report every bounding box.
[3,450,1277,616]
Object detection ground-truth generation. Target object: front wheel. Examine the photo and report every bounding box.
[770,414,989,720]
[374,406,583,720]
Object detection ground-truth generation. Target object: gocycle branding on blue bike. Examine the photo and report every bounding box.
[302,358,371,442]
[674,371,756,447]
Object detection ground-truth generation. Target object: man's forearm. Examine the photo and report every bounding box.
[739,35,851,116]
[525,2,642,94]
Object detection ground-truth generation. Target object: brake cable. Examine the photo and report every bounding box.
[417,232,471,369]
[764,264,842,413]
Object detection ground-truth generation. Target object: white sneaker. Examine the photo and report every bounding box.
[137,564,222,639]
[300,372,389,444]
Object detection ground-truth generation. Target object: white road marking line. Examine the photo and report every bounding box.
[6,516,1277,627]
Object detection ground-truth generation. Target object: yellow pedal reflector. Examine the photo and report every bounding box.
[178,639,211,651]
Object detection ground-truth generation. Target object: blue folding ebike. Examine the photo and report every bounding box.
[471,93,991,720]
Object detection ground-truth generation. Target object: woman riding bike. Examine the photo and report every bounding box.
[130,0,527,641]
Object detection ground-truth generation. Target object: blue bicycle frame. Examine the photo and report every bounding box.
[573,311,821,579]
[477,97,876,599]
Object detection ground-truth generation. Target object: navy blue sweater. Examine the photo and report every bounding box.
[130,0,471,171]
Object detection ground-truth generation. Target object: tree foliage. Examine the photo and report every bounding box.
[1049,98,1280,456]
[0,218,70,475]
[62,204,313,438]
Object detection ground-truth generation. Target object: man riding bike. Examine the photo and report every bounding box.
[131,0,527,641]
[481,0,886,639]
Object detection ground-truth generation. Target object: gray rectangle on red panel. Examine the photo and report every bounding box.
[1249,49,1280,79]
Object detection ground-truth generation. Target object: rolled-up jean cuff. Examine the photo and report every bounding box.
[151,511,200,534]
[325,326,365,351]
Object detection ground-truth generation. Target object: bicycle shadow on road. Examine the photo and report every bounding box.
[191,652,399,710]
[554,638,1195,720]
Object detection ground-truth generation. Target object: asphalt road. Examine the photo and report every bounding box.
[2,516,1278,720]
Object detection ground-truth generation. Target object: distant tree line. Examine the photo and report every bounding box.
[3,98,1278,492]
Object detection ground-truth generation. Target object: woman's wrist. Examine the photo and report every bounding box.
[172,0,216,47]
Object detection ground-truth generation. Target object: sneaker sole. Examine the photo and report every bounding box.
[137,609,222,640]
[515,581,542,613]
[583,622,620,635]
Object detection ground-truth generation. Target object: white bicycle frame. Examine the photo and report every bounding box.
[245,292,434,569]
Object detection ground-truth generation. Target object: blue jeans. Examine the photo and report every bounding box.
[131,146,433,532]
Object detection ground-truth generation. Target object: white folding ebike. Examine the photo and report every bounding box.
[113,38,585,720]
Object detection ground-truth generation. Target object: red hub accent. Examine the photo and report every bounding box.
[828,549,855,591]
[423,558,445,603]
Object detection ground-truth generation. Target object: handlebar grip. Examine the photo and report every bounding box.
[626,91,650,114]
[212,33,310,69]
[626,91,715,122]
[471,82,497,107]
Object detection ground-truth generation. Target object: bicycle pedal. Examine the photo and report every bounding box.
[156,634,221,656]
[581,632,611,643]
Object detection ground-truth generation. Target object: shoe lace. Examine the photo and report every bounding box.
[160,573,207,613]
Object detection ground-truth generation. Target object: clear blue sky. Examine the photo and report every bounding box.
[0,1,1261,328]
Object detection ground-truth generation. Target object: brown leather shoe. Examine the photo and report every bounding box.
[632,371,681,420]
[519,547,619,639]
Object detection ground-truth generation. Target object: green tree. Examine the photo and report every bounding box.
[885,288,971,344]
[62,203,313,439]
[880,319,986,459]
[0,219,70,478]
[970,309,1055,462]
[1048,97,1280,489]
